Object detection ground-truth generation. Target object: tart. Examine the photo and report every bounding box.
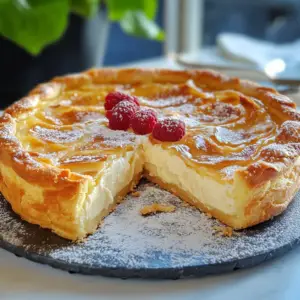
[0,68,299,240]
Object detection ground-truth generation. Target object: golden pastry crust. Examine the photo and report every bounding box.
[0,68,299,240]
[146,163,300,230]
[56,68,300,188]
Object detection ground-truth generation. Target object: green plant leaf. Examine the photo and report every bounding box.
[0,0,69,55]
[106,0,157,21]
[71,0,100,17]
[120,11,164,41]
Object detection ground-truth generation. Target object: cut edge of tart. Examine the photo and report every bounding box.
[0,68,300,240]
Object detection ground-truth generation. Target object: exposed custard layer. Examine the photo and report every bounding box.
[1,68,300,240]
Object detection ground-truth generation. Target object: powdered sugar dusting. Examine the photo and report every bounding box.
[139,96,189,108]
[59,154,107,165]
[0,200,35,247]
[83,124,138,149]
[277,120,300,143]
[30,125,84,144]
[0,182,300,277]
[211,102,241,119]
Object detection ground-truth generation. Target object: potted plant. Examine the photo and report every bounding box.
[0,0,163,108]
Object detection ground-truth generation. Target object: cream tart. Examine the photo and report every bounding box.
[0,68,300,240]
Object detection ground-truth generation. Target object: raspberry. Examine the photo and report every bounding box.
[108,100,138,130]
[127,95,140,107]
[152,118,186,142]
[104,91,140,110]
[131,108,158,135]
[105,110,112,119]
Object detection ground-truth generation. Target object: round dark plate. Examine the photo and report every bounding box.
[0,181,300,279]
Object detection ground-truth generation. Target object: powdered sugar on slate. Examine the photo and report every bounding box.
[0,181,299,276]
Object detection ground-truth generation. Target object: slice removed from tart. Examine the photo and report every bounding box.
[0,68,299,240]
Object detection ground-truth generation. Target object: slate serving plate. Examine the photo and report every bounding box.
[0,181,299,279]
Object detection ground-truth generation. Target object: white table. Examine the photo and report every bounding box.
[2,57,300,300]
[1,247,300,300]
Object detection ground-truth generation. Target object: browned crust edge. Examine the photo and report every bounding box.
[1,68,300,189]
[146,166,300,230]
[0,68,299,238]
[0,164,142,241]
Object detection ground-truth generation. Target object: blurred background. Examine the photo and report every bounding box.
[106,0,300,64]
[1,0,300,108]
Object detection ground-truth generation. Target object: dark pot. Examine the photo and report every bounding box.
[0,12,109,109]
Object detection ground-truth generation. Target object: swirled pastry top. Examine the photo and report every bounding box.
[2,68,300,188]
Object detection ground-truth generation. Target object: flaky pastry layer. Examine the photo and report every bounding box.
[0,68,300,240]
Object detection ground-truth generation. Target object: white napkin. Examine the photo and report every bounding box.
[217,33,300,67]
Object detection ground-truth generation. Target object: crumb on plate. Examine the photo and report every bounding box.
[140,203,176,216]
[213,225,234,237]
[131,191,141,197]
[206,213,212,219]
